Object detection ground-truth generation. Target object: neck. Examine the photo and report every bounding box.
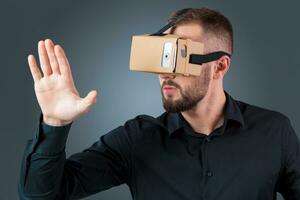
[181,88,226,135]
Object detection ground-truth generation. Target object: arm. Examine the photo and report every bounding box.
[19,113,135,199]
[19,38,102,199]
[276,117,300,199]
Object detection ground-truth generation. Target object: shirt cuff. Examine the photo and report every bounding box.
[35,113,73,155]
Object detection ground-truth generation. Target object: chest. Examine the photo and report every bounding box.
[131,129,282,200]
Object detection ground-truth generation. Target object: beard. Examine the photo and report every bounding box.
[161,65,211,113]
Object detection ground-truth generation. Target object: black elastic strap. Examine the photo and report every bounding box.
[150,22,176,36]
[149,9,231,64]
[150,8,193,36]
[189,51,231,65]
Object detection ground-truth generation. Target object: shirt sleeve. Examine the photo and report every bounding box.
[276,117,300,199]
[18,113,136,200]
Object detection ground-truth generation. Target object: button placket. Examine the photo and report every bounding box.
[205,136,211,142]
[206,170,213,177]
[202,137,214,186]
[200,138,209,175]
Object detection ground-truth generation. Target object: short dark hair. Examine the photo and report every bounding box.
[168,8,234,54]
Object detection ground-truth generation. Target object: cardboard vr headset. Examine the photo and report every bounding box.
[129,11,231,76]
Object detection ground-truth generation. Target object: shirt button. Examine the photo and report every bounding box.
[205,137,211,142]
[207,171,213,177]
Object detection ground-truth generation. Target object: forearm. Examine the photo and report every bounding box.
[19,114,135,199]
[19,146,66,199]
[18,114,72,199]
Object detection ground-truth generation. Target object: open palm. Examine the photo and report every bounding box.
[28,39,97,126]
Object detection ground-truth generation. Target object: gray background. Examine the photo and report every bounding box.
[0,0,299,199]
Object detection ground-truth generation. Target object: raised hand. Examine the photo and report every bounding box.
[28,39,97,126]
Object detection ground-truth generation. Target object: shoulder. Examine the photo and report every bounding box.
[124,112,168,132]
[111,112,168,142]
[99,113,167,145]
[236,99,291,128]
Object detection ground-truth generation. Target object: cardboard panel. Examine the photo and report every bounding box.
[129,35,179,74]
[129,34,205,76]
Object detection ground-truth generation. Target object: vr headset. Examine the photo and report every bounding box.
[129,9,231,76]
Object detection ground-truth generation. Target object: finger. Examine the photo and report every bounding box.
[54,45,77,89]
[54,45,72,78]
[28,55,42,82]
[45,39,60,75]
[79,90,97,113]
[38,40,52,76]
[83,90,97,105]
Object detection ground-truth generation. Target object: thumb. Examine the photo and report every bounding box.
[78,90,97,113]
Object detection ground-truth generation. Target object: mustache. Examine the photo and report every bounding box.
[161,80,181,89]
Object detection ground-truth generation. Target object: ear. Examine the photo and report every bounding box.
[212,55,231,79]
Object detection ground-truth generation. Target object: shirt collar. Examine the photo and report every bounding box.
[162,90,245,137]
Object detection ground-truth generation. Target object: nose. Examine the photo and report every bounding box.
[159,73,176,80]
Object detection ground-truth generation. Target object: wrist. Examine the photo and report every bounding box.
[43,115,73,127]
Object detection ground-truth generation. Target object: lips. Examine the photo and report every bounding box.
[162,85,177,95]
[163,85,176,90]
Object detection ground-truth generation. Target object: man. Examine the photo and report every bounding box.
[19,8,300,200]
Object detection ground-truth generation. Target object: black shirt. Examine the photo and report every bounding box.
[18,90,300,200]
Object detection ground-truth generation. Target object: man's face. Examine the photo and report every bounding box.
[159,23,212,113]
